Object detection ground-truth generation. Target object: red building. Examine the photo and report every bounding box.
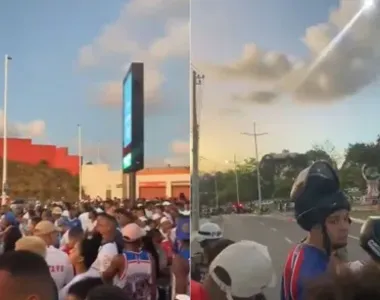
[0,138,80,175]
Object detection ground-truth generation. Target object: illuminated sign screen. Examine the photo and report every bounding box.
[122,63,144,173]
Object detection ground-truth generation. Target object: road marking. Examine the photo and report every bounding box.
[285,237,293,244]
[259,222,264,226]
[270,227,277,232]
[349,234,359,240]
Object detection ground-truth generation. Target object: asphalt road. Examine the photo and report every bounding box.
[197,213,368,300]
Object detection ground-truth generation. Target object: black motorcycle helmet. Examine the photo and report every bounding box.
[359,216,380,263]
[291,160,350,254]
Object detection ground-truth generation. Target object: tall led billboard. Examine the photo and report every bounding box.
[122,63,144,173]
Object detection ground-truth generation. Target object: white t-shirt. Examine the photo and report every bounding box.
[46,246,74,289]
[79,212,90,231]
[59,230,69,248]
[58,268,100,300]
[90,242,118,273]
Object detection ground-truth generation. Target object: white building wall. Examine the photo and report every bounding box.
[81,164,123,199]
[136,173,190,197]
[81,164,189,199]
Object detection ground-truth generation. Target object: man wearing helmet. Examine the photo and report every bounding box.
[191,222,223,282]
[281,161,351,300]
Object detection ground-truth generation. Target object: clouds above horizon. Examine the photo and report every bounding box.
[202,0,380,105]
[78,0,189,110]
[0,110,46,139]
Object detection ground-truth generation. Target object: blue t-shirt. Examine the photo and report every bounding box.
[281,244,329,300]
[66,218,81,229]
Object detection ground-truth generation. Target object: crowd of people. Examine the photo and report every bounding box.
[190,160,380,300]
[0,197,190,300]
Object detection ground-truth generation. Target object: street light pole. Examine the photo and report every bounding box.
[2,55,11,206]
[241,122,268,210]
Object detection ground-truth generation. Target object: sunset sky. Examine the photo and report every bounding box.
[191,0,380,171]
[0,0,189,169]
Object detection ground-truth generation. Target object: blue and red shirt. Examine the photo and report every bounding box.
[281,244,329,300]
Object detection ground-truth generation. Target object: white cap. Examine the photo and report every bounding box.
[196,222,222,242]
[209,240,276,298]
[162,201,171,206]
[175,295,190,300]
[139,216,148,222]
[160,216,172,224]
[152,213,161,221]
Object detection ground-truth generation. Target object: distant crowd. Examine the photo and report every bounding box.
[0,195,190,300]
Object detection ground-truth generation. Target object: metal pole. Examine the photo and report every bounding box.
[78,124,83,201]
[2,55,11,206]
[191,70,204,232]
[253,122,262,210]
[234,154,240,205]
[214,175,219,210]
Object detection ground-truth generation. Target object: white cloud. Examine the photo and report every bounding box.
[97,67,165,106]
[78,0,189,109]
[149,19,189,60]
[171,139,189,154]
[203,0,380,104]
[163,139,189,166]
[0,110,46,138]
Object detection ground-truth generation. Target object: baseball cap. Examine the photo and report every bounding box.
[52,207,63,215]
[121,223,146,242]
[15,236,47,258]
[208,240,276,299]
[152,213,161,221]
[34,221,60,236]
[162,201,171,206]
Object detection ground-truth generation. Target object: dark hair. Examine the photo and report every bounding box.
[68,277,104,299]
[97,213,117,226]
[68,226,84,239]
[115,209,135,220]
[86,284,127,300]
[80,235,102,269]
[31,216,42,225]
[206,239,235,265]
[0,250,57,300]
[142,234,160,277]
[3,226,22,253]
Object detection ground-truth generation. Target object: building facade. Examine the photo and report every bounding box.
[81,164,190,199]
[0,138,80,175]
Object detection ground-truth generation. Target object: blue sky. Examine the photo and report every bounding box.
[0,0,189,169]
[191,0,380,171]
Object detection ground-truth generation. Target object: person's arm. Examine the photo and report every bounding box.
[172,256,189,295]
[149,254,157,300]
[102,255,123,283]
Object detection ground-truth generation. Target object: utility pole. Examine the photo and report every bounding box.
[191,69,204,232]
[233,154,240,205]
[1,55,11,206]
[214,174,219,210]
[241,122,268,210]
